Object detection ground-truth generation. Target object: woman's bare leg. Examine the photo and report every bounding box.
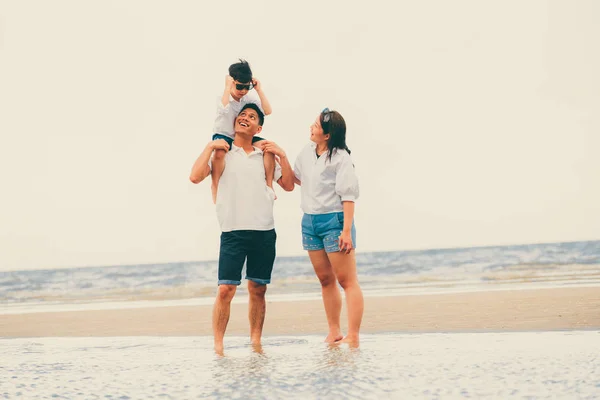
[308,249,343,342]
[327,250,363,345]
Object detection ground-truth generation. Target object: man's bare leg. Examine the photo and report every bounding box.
[248,280,267,346]
[211,149,226,204]
[309,250,343,343]
[213,284,237,355]
[328,251,363,346]
[251,342,264,355]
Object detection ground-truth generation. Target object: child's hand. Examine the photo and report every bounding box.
[225,75,234,90]
[252,78,262,92]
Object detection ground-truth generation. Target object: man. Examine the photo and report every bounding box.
[189,103,294,355]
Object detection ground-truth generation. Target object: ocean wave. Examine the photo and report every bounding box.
[1,241,599,306]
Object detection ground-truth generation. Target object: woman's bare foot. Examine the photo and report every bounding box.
[340,335,359,348]
[325,333,344,343]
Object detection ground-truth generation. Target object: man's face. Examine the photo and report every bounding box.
[235,108,262,136]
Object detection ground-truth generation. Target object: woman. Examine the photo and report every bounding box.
[293,108,364,345]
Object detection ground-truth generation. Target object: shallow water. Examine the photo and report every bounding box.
[2,331,599,399]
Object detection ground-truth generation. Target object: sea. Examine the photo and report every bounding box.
[2,240,600,398]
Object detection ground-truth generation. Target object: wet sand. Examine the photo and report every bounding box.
[1,287,598,337]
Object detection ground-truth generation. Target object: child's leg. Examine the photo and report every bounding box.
[211,149,226,204]
[253,139,276,200]
[264,151,276,199]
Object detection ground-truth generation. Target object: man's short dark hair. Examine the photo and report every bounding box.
[240,103,265,126]
[229,59,253,83]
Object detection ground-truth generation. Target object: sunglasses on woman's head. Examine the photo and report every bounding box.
[235,82,254,91]
[321,107,332,132]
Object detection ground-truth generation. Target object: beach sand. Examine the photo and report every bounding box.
[1,287,599,337]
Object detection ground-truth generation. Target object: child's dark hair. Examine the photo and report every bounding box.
[239,103,265,126]
[229,59,253,83]
[321,110,350,160]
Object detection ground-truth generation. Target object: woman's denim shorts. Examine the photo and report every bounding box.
[301,212,357,253]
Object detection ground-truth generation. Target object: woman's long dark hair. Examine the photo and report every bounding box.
[321,110,350,161]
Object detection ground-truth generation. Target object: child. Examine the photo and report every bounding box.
[210,59,274,203]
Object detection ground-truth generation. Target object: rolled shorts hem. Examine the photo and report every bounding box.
[303,243,325,251]
[303,236,356,252]
[218,279,241,286]
[246,276,270,285]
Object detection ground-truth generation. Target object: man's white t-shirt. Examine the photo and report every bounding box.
[215,144,282,232]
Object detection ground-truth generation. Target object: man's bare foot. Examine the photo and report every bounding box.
[251,342,264,355]
[214,342,224,356]
[325,333,344,343]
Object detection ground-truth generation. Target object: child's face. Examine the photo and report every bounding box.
[310,116,329,144]
[230,80,252,101]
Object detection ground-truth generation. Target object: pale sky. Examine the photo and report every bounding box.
[1,1,599,272]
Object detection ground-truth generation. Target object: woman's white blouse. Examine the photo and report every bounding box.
[293,143,359,214]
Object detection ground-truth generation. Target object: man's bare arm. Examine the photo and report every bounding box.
[189,140,229,184]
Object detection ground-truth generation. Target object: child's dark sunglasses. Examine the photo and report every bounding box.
[235,82,254,91]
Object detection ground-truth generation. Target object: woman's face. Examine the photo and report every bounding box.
[310,115,329,144]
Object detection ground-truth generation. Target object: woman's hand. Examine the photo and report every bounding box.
[338,230,353,254]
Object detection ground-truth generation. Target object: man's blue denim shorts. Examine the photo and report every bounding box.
[301,212,357,253]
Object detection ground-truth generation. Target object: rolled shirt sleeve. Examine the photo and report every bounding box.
[335,153,359,202]
[213,99,237,136]
[274,161,283,183]
[293,156,302,182]
[215,96,238,117]
[216,97,229,113]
